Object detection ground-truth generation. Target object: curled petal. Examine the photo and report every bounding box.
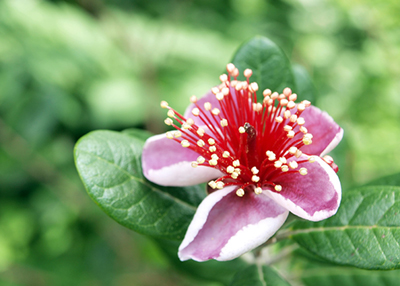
[299,105,343,156]
[266,156,341,221]
[142,133,223,186]
[179,186,289,261]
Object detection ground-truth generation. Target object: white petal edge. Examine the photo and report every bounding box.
[217,204,289,261]
[266,156,342,221]
[146,162,224,186]
[178,186,236,260]
[321,127,344,157]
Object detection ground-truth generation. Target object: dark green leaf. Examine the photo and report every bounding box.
[288,186,400,269]
[365,173,400,187]
[292,64,317,103]
[122,128,153,141]
[231,36,295,94]
[74,130,206,240]
[229,264,291,286]
[155,238,248,285]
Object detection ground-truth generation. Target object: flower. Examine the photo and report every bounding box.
[142,63,343,262]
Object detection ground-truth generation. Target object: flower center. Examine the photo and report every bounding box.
[161,63,319,197]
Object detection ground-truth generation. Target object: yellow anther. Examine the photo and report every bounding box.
[211,87,220,95]
[289,146,297,154]
[160,101,169,108]
[220,74,228,82]
[204,102,212,111]
[220,119,228,127]
[251,167,259,174]
[239,127,246,133]
[231,172,239,179]
[192,108,200,116]
[280,99,288,106]
[197,156,205,164]
[289,93,297,101]
[263,89,272,97]
[181,140,190,148]
[208,180,217,189]
[216,93,224,100]
[227,166,235,173]
[299,168,308,175]
[190,95,197,103]
[281,165,289,172]
[274,160,283,168]
[244,69,253,78]
[209,146,217,152]
[284,125,292,132]
[303,137,312,145]
[308,156,316,163]
[232,68,239,77]
[287,101,296,109]
[209,159,218,166]
[274,185,282,192]
[254,102,263,112]
[227,63,235,73]
[191,162,198,168]
[197,139,205,147]
[283,87,292,97]
[167,109,175,117]
[208,138,215,145]
[297,117,305,125]
[212,108,221,115]
[287,130,295,138]
[186,118,195,126]
[295,149,303,158]
[290,114,297,123]
[216,181,224,189]
[174,131,182,138]
[234,168,241,174]
[164,118,173,125]
[222,87,230,95]
[284,110,291,119]
[279,157,287,164]
[233,160,240,167]
[289,161,298,169]
[222,151,230,158]
[211,154,219,160]
[197,127,205,136]
[302,100,311,107]
[271,92,279,100]
[182,123,191,129]
[254,187,263,195]
[275,116,283,123]
[300,126,308,134]
[166,132,174,139]
[236,188,245,197]
[268,154,276,161]
[250,82,259,92]
[297,103,306,111]
[252,175,260,182]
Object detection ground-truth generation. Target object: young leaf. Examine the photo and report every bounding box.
[74,130,205,240]
[230,36,295,94]
[287,186,400,269]
[229,264,291,286]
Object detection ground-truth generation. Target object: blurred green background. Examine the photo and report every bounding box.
[1,0,400,285]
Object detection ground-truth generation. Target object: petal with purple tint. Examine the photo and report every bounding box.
[142,133,223,186]
[178,186,289,261]
[266,156,341,221]
[299,105,343,156]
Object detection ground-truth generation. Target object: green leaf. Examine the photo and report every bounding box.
[292,64,317,103]
[229,264,291,286]
[291,249,400,286]
[154,238,248,285]
[230,36,295,94]
[288,186,400,269]
[74,130,206,240]
[122,128,153,141]
[365,172,400,187]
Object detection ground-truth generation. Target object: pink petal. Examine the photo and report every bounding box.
[299,106,343,156]
[183,90,222,127]
[142,133,223,186]
[266,156,341,221]
[178,186,289,261]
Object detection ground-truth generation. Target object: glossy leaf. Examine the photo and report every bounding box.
[229,264,291,286]
[365,172,400,187]
[230,36,295,94]
[292,64,317,103]
[288,186,400,269]
[74,130,206,240]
